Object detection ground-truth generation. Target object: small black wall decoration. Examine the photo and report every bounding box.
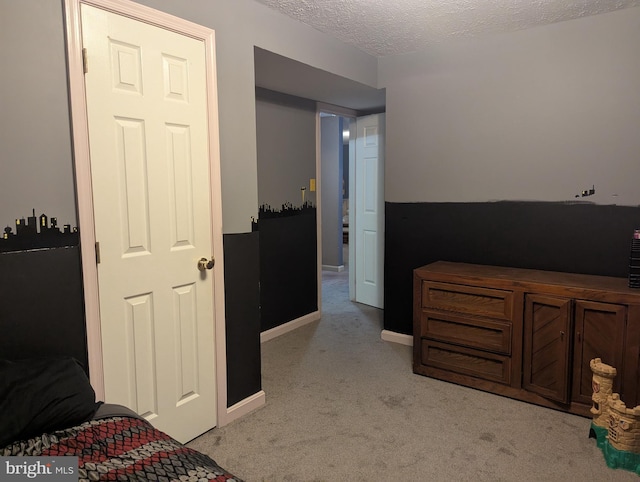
[255,201,316,220]
[1,210,79,253]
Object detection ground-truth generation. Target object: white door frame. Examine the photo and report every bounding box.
[64,0,231,426]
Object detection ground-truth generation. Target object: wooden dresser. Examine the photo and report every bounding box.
[413,261,640,417]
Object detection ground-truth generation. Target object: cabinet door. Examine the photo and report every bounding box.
[572,301,626,405]
[523,295,572,403]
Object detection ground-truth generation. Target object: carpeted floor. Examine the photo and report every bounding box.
[188,266,636,481]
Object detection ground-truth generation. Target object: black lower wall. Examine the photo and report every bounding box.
[255,209,318,332]
[0,247,88,370]
[0,237,264,410]
[385,201,640,335]
[223,232,262,407]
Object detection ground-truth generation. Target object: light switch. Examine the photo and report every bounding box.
[310,178,316,192]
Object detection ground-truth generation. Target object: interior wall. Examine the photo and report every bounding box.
[255,209,318,332]
[223,232,261,406]
[254,88,318,332]
[0,0,377,408]
[379,6,640,207]
[1,0,377,237]
[255,88,317,209]
[0,247,87,368]
[320,115,343,269]
[0,0,77,229]
[378,6,640,336]
[133,0,378,233]
[385,201,640,335]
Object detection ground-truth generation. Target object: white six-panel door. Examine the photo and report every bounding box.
[81,3,217,443]
[354,114,385,309]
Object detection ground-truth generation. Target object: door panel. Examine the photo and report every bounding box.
[124,292,157,419]
[523,294,572,403]
[81,4,217,443]
[354,114,385,308]
[115,118,151,254]
[572,301,626,405]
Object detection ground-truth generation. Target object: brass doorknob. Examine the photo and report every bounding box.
[198,257,215,271]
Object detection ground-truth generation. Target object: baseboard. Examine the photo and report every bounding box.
[222,390,265,426]
[260,311,321,343]
[381,329,413,346]
[322,264,345,272]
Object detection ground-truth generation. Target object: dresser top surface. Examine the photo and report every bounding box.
[415,261,640,298]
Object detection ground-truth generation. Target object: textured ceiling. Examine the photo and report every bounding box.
[254,0,640,56]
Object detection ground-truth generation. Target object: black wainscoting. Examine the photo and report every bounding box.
[0,237,264,409]
[0,246,87,370]
[223,232,262,407]
[254,209,318,332]
[385,201,640,335]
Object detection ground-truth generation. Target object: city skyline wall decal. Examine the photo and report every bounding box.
[1,209,79,253]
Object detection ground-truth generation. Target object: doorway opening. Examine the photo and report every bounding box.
[319,111,386,310]
[253,47,386,335]
[319,112,352,275]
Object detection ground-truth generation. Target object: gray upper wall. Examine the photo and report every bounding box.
[255,89,317,209]
[3,1,639,234]
[379,6,640,206]
[1,0,377,234]
[1,1,77,229]
[132,0,378,233]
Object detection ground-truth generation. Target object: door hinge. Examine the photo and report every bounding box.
[95,241,101,264]
[82,48,88,74]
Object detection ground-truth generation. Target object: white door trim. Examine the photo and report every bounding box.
[315,110,323,315]
[64,0,230,426]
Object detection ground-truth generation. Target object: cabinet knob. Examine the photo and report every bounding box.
[560,331,565,340]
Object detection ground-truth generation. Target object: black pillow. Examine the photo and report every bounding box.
[0,357,101,448]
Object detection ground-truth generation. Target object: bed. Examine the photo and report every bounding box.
[0,357,242,481]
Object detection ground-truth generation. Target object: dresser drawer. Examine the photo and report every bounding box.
[420,340,511,385]
[421,310,511,355]
[421,281,514,321]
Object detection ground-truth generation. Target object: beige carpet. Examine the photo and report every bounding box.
[188,267,635,481]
